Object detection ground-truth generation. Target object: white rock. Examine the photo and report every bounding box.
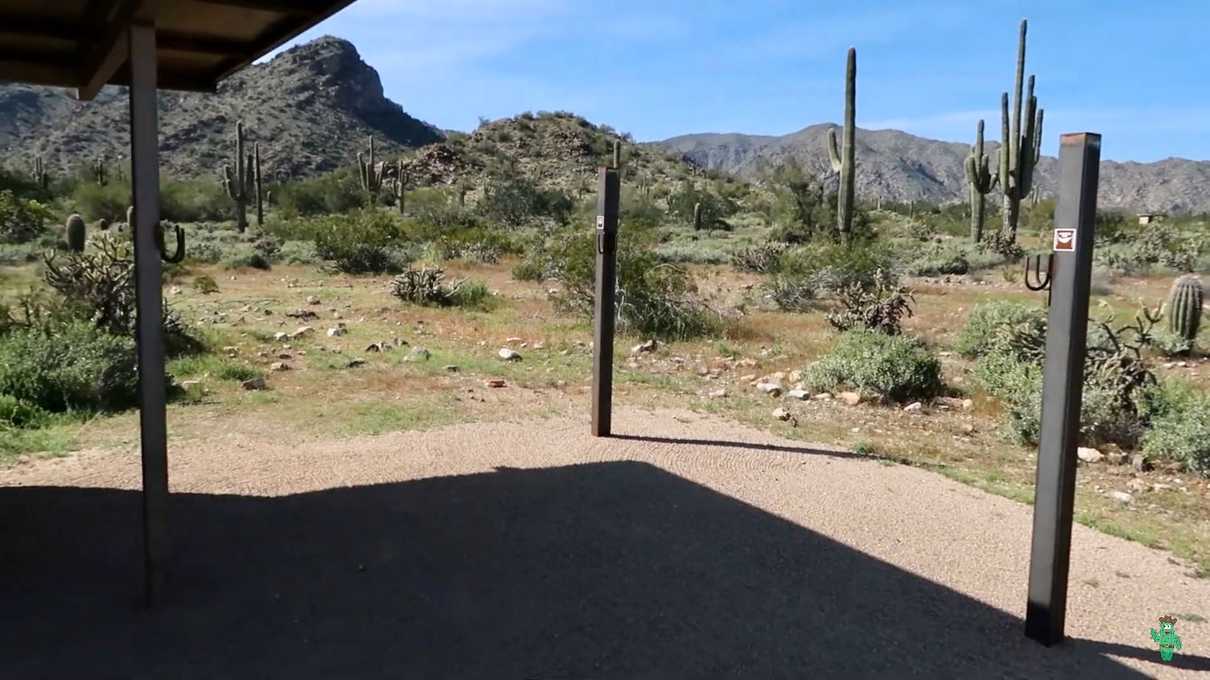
[772,408,792,422]
[498,348,522,361]
[786,389,810,401]
[708,388,728,398]
[1077,447,1105,464]
[289,326,314,339]
[630,339,658,355]
[903,402,924,413]
[270,362,290,372]
[838,391,863,406]
[273,332,289,342]
[756,382,784,397]
[1108,491,1133,504]
[405,347,431,362]
[306,295,321,305]
[327,325,347,337]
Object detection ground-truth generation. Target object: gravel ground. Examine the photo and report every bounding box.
[2,407,1207,678]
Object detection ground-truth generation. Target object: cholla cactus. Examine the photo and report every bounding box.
[965,120,998,242]
[824,48,857,241]
[999,19,1045,243]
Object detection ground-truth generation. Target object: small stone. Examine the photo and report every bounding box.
[270,362,290,372]
[241,377,267,391]
[772,407,792,422]
[1126,478,1149,493]
[903,402,924,413]
[739,374,758,383]
[486,379,507,388]
[444,365,460,372]
[1106,451,1127,465]
[222,346,239,357]
[273,332,289,342]
[786,389,810,401]
[838,391,863,406]
[179,380,202,390]
[813,393,834,401]
[306,295,321,305]
[1131,454,1152,472]
[505,337,523,344]
[631,339,658,355]
[327,325,347,337]
[498,348,522,361]
[961,423,976,435]
[405,347,431,362]
[170,286,182,296]
[1077,447,1104,464]
[289,326,314,339]
[345,358,366,369]
[708,388,728,398]
[756,382,783,397]
[1108,491,1133,504]
[788,370,802,383]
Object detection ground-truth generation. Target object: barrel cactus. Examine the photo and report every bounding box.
[1167,275,1203,347]
[65,214,86,252]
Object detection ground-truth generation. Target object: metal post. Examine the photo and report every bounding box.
[591,167,620,437]
[1025,132,1101,646]
[128,22,170,606]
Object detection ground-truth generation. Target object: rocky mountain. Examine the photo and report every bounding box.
[0,37,442,182]
[656,126,1210,215]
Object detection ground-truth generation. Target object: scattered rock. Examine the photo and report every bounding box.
[505,336,523,344]
[813,393,834,402]
[222,346,239,357]
[903,402,924,413]
[273,332,289,342]
[707,388,728,398]
[241,377,267,391]
[345,358,366,369]
[327,325,347,338]
[1105,451,1127,465]
[405,347,431,362]
[772,407,794,423]
[739,374,758,383]
[286,309,318,321]
[179,380,202,390]
[498,348,522,361]
[270,362,290,372]
[1108,491,1133,504]
[788,370,802,383]
[444,365,460,372]
[631,339,658,355]
[485,379,507,388]
[1127,478,1149,493]
[786,389,810,401]
[838,391,863,406]
[937,397,975,411]
[1077,447,1105,464]
[306,295,321,305]
[961,423,976,435]
[1131,454,1152,472]
[756,382,783,397]
[289,326,314,339]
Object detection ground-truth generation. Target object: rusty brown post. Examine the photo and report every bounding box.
[591,166,620,437]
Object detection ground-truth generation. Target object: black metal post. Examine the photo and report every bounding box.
[591,167,620,437]
[128,22,170,606]
[1025,132,1101,646]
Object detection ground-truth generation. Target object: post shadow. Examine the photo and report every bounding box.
[2,462,1151,678]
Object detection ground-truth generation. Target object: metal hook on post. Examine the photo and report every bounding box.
[156,223,185,264]
[1024,253,1054,305]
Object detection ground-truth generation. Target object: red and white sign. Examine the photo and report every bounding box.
[1053,228,1077,252]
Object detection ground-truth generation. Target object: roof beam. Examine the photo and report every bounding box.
[190,0,323,14]
[76,0,158,101]
[0,17,244,57]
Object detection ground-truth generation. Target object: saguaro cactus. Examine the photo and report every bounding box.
[253,142,264,227]
[824,47,857,241]
[92,158,107,186]
[693,202,703,231]
[999,19,1045,243]
[965,120,998,242]
[393,160,407,215]
[65,214,86,252]
[32,155,48,190]
[612,140,622,170]
[221,121,253,232]
[1166,274,1204,348]
[357,136,385,204]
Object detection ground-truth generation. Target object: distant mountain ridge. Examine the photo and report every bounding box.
[0,37,442,182]
[655,125,1210,215]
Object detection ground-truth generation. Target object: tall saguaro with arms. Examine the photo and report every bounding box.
[592,167,620,437]
[1025,132,1102,646]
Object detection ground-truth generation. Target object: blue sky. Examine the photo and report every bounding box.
[278,0,1209,161]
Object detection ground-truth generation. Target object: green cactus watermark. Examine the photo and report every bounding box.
[1150,615,1183,662]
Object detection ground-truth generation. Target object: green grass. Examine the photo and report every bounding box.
[0,415,83,462]
[169,354,264,383]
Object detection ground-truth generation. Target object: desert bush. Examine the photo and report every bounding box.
[272,170,365,219]
[1095,223,1202,275]
[0,320,140,413]
[955,301,1047,358]
[731,242,788,273]
[478,175,573,228]
[71,181,130,222]
[1142,381,1210,475]
[222,247,272,270]
[804,330,943,402]
[546,230,721,340]
[193,275,220,295]
[980,231,1024,259]
[826,275,915,335]
[311,209,406,274]
[0,393,51,431]
[776,239,897,295]
[667,186,737,231]
[390,266,491,309]
[0,190,53,243]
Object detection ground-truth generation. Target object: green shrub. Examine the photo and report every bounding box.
[193,275,220,295]
[776,238,897,296]
[1142,381,1210,475]
[477,176,573,228]
[160,180,230,222]
[390,266,492,309]
[511,258,546,281]
[826,276,915,335]
[0,190,54,243]
[222,247,272,270]
[955,301,1047,358]
[0,394,49,428]
[272,170,365,219]
[804,331,943,402]
[0,320,141,413]
[311,209,406,274]
[70,181,130,222]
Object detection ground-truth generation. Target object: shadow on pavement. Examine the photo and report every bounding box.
[1,461,1150,678]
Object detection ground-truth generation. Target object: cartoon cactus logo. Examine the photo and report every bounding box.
[1150,615,1182,662]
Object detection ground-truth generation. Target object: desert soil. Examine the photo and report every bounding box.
[2,405,1207,678]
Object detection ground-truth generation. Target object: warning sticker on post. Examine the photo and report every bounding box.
[1053,228,1077,252]
[596,215,605,230]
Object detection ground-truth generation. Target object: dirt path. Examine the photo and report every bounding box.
[2,407,1207,678]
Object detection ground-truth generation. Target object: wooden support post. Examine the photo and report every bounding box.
[591,167,620,437]
[1025,132,1101,646]
[128,21,170,607]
